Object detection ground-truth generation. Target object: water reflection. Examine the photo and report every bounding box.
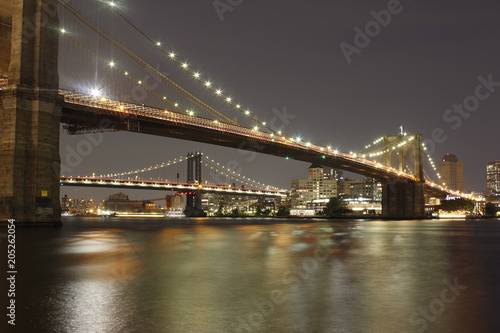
[8,218,500,333]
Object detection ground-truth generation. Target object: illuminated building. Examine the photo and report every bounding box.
[290,164,337,210]
[165,194,184,211]
[201,193,263,215]
[104,192,157,213]
[61,194,97,215]
[339,177,382,215]
[349,177,382,202]
[438,153,464,191]
[337,178,357,196]
[487,161,500,195]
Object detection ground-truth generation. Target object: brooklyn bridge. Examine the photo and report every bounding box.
[0,0,470,225]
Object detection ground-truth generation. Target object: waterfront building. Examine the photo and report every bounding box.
[165,194,184,211]
[290,164,337,210]
[201,193,268,215]
[337,178,358,196]
[349,177,382,201]
[61,194,98,215]
[104,192,157,213]
[487,161,500,195]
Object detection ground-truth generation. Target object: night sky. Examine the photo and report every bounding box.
[59,0,500,202]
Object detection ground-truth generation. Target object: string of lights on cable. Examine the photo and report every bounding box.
[103,1,284,136]
[59,1,237,124]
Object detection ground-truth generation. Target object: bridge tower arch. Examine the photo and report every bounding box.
[0,0,61,225]
[380,133,425,218]
[381,133,424,181]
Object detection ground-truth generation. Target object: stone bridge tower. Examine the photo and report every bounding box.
[380,133,425,219]
[0,0,61,225]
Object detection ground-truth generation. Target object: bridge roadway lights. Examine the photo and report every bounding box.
[381,180,425,219]
[0,0,62,226]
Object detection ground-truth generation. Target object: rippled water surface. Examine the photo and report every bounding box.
[3,217,500,332]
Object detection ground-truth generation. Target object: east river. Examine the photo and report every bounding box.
[2,217,500,333]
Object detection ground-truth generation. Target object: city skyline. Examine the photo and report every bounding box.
[58,0,499,202]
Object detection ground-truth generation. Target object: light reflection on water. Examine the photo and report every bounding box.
[8,218,500,333]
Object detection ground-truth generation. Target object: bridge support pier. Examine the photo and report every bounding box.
[382,180,425,219]
[0,0,61,226]
[184,191,206,217]
[184,152,206,217]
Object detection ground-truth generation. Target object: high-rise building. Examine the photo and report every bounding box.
[438,153,464,191]
[290,164,337,210]
[487,161,500,194]
[349,177,382,202]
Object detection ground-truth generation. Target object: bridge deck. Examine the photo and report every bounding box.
[59,90,457,198]
[60,176,286,197]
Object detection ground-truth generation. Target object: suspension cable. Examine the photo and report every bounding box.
[59,1,236,124]
[102,1,279,134]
